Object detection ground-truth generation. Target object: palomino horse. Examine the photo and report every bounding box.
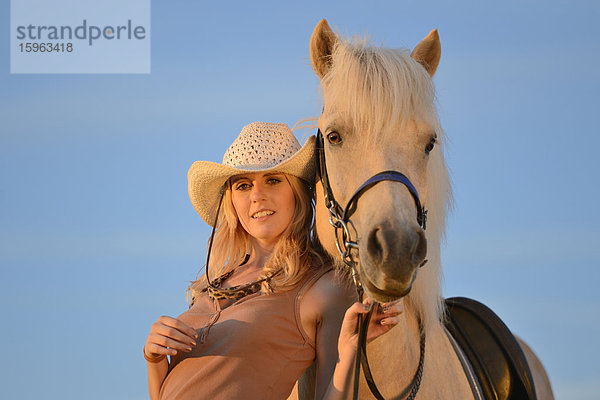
[292,20,554,399]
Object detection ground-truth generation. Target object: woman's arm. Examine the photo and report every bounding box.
[146,357,169,400]
[313,295,354,400]
[144,316,198,400]
[321,300,403,399]
[303,274,403,400]
[299,271,355,399]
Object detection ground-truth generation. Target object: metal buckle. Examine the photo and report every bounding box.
[328,206,343,229]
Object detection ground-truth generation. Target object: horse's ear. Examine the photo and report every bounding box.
[310,19,337,79]
[411,29,441,77]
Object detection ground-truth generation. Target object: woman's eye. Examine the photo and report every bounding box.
[327,131,342,145]
[425,137,436,154]
[235,183,251,191]
[267,178,281,185]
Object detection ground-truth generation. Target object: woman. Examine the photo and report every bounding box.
[144,122,403,399]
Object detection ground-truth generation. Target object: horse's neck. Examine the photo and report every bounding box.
[364,304,476,399]
[366,302,422,385]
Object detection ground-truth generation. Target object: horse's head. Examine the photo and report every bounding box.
[310,19,447,306]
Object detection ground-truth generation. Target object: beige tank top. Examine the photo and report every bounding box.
[159,266,332,400]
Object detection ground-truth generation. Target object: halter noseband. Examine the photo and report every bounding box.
[316,128,428,400]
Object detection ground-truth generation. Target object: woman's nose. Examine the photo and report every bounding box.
[250,182,266,201]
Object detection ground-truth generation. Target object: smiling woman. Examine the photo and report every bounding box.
[142,121,405,400]
[230,172,297,253]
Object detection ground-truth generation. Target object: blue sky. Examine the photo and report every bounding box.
[1,1,599,399]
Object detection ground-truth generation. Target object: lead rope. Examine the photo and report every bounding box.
[351,263,426,400]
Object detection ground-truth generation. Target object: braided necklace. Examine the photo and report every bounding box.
[202,254,283,300]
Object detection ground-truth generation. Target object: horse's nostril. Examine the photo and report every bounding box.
[366,226,427,268]
[413,230,427,265]
[367,227,384,263]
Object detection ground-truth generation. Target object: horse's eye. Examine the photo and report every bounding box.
[327,131,342,145]
[425,137,436,154]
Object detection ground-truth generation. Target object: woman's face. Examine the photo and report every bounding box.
[230,172,296,249]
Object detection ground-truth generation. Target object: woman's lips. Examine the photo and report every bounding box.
[251,209,275,219]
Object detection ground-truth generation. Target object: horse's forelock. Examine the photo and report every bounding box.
[322,37,439,144]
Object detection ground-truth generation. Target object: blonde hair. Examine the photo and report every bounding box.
[322,36,438,142]
[187,174,322,304]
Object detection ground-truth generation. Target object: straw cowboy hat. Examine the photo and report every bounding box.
[188,121,316,226]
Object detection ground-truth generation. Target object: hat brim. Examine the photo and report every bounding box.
[188,135,316,226]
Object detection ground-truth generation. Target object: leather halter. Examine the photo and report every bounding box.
[316,128,428,400]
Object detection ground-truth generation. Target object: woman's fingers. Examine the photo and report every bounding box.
[381,300,404,316]
[343,298,405,328]
[340,302,371,336]
[362,298,404,340]
[156,316,198,342]
[372,315,399,327]
[145,316,198,359]
[153,322,197,347]
[345,298,404,321]
[338,298,404,356]
[151,331,195,350]
[368,299,403,321]
[344,302,372,325]
[338,298,405,357]
[144,342,178,357]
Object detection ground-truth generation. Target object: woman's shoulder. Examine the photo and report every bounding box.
[297,266,357,344]
[301,266,357,317]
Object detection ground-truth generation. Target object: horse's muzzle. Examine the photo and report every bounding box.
[360,225,427,300]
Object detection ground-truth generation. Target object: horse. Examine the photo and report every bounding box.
[291,19,554,399]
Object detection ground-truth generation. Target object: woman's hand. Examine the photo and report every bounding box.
[338,298,403,360]
[144,316,198,361]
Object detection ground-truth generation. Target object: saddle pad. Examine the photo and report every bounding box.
[444,297,537,400]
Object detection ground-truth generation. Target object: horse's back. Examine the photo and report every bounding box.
[445,296,556,400]
[516,336,554,400]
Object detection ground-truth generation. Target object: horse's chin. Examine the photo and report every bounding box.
[361,268,419,303]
